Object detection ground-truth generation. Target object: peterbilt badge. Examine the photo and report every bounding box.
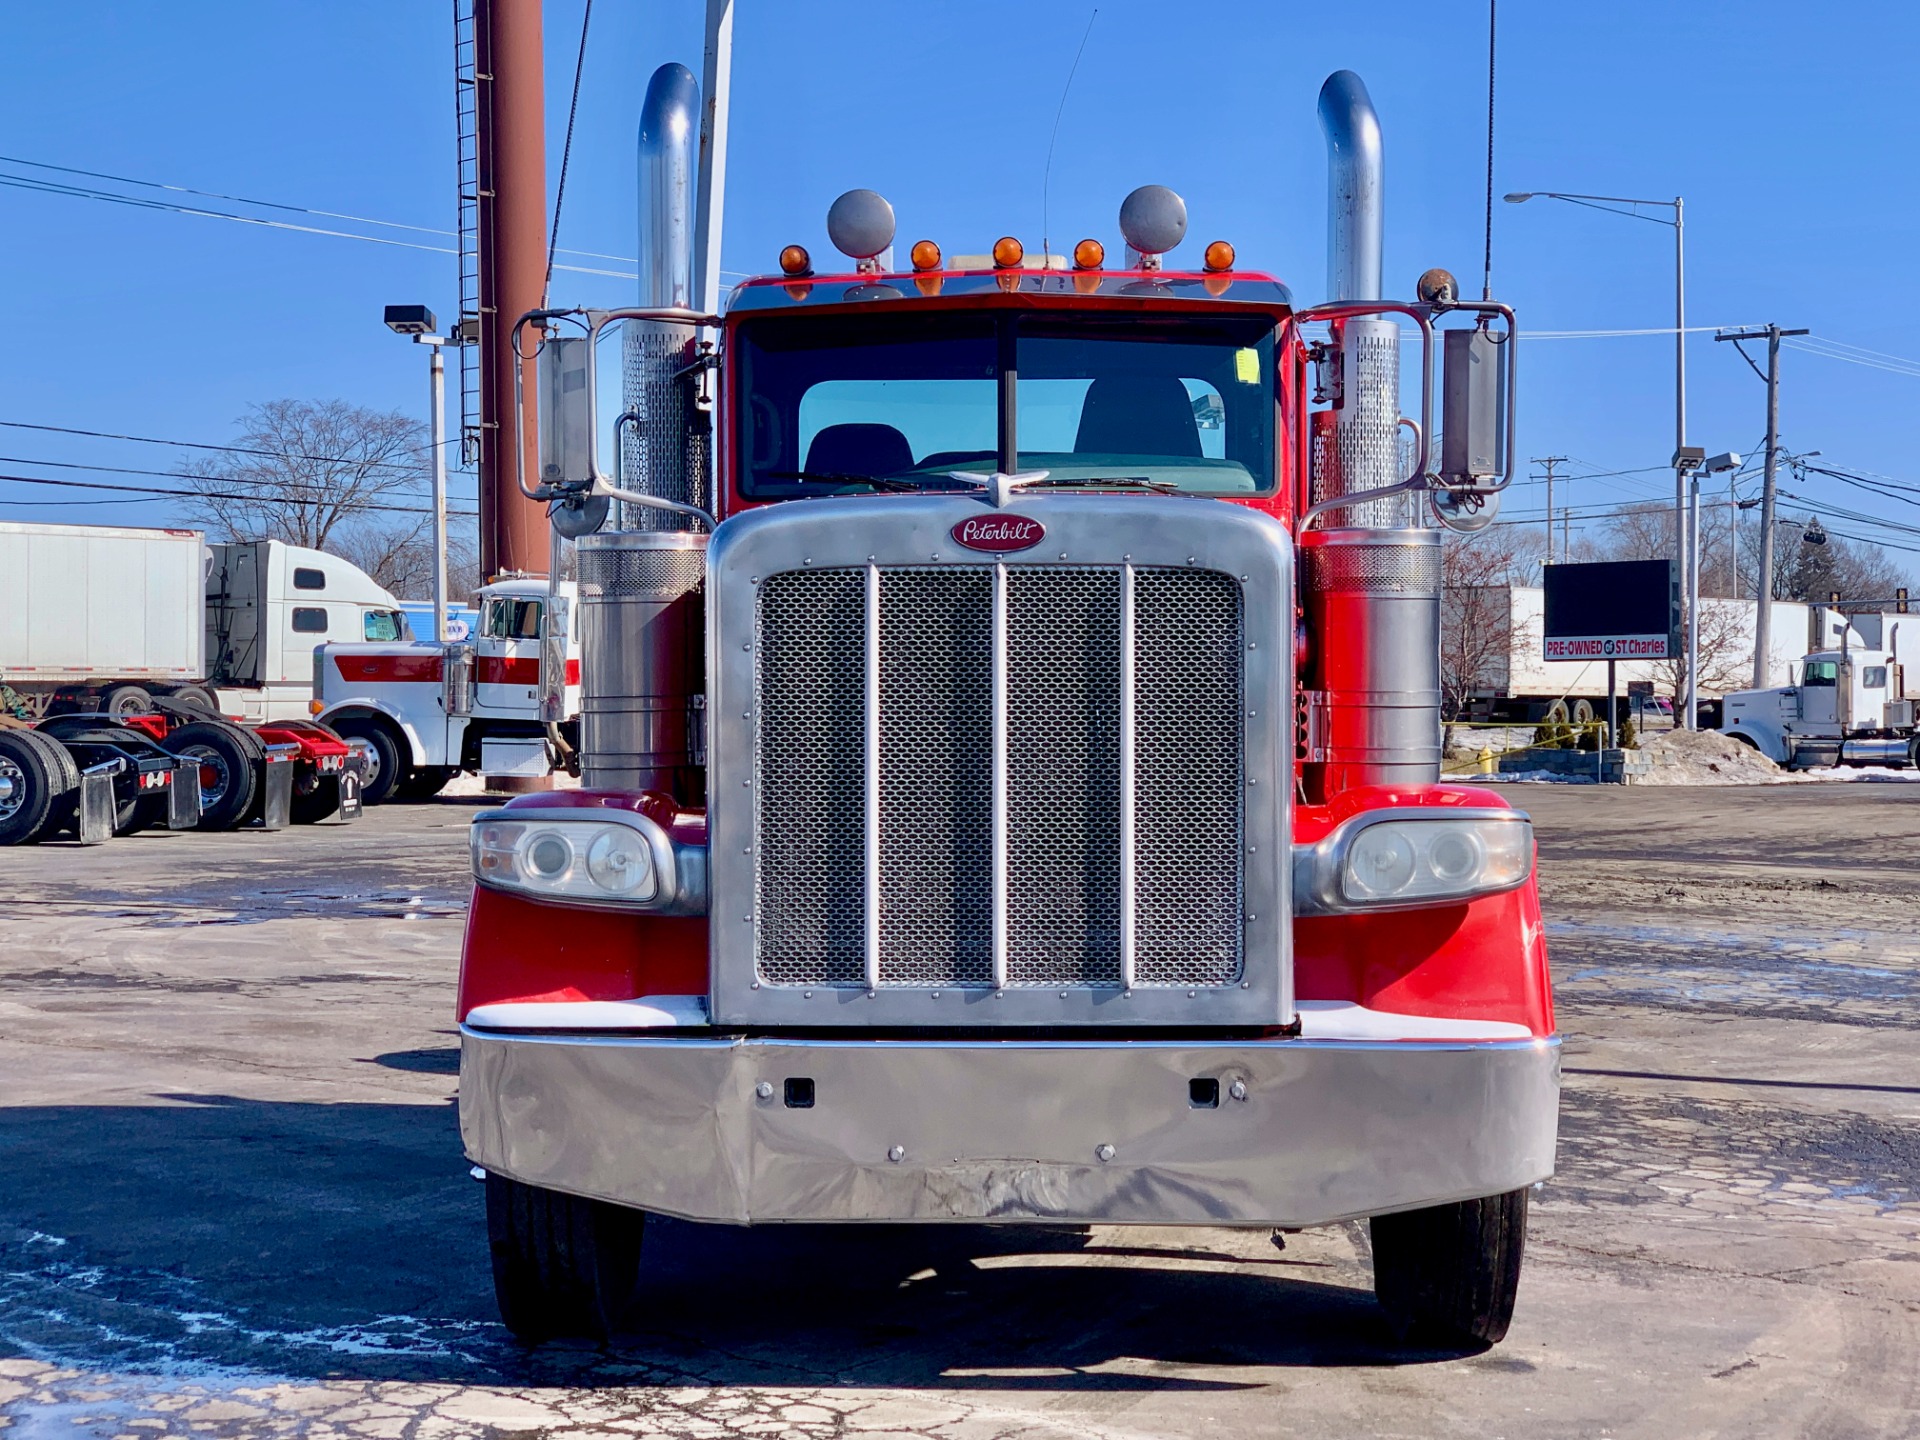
[950,516,1045,552]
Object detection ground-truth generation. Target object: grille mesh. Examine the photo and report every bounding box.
[1006,569,1123,986]
[754,570,865,984]
[577,544,705,600]
[1134,570,1244,984]
[878,570,994,986]
[752,563,1244,992]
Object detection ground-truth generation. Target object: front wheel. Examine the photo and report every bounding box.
[485,1173,645,1343]
[1370,1188,1529,1347]
[330,718,408,805]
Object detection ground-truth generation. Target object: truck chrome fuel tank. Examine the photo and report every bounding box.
[576,530,706,800]
[1300,527,1442,800]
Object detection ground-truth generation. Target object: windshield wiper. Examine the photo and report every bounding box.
[1017,475,1178,494]
[766,470,977,492]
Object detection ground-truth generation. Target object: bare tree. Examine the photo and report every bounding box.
[1439,524,1541,724]
[179,399,430,550]
[330,519,482,603]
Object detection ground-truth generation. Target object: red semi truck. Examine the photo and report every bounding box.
[455,65,1552,1348]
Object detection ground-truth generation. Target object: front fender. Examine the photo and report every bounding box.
[316,698,434,767]
[1724,723,1788,764]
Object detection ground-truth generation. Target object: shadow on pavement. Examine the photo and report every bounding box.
[0,1097,1468,1391]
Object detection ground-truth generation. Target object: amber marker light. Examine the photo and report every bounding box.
[992,235,1025,268]
[909,239,942,272]
[778,244,813,277]
[1203,240,1236,273]
[1072,238,1105,270]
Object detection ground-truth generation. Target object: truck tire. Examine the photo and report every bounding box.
[396,765,458,801]
[0,731,75,845]
[1370,1187,1528,1347]
[330,718,409,806]
[167,686,220,716]
[101,685,156,721]
[161,722,259,831]
[485,1173,645,1343]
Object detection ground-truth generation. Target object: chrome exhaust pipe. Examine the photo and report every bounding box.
[621,63,706,532]
[1303,72,1440,799]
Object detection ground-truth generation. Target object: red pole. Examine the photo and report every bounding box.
[474,0,551,579]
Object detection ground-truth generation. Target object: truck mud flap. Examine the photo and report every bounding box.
[76,766,116,845]
[335,759,365,822]
[254,744,297,830]
[167,764,202,830]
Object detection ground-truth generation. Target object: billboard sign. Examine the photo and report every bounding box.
[1542,559,1677,661]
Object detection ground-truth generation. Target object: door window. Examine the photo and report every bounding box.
[1802,661,1838,686]
[486,598,543,640]
[363,610,404,642]
[1864,665,1889,689]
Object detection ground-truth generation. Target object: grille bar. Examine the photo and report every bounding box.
[1118,561,1137,993]
[863,561,882,994]
[991,561,1010,992]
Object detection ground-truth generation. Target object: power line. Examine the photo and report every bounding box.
[0,470,478,518]
[0,417,458,475]
[0,451,474,502]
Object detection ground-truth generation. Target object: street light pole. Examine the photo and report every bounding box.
[1506,189,1692,722]
[426,340,450,645]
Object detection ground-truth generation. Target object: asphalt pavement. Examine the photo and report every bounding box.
[1,784,1916,1438]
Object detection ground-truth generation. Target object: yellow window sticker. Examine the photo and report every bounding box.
[1234,347,1261,384]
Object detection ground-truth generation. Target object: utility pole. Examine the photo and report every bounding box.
[1717,325,1809,687]
[1533,456,1567,564]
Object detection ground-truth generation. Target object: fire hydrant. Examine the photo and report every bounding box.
[1477,745,1494,775]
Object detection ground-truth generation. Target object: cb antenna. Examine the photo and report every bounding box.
[1482,0,1497,300]
[1041,9,1099,268]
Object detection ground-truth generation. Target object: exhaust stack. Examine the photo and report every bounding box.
[1302,70,1442,800]
[579,62,708,799]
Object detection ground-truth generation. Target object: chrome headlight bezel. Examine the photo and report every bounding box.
[470,807,707,914]
[1293,808,1533,915]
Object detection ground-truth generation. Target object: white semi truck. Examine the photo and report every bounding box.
[1722,636,1920,768]
[0,522,410,722]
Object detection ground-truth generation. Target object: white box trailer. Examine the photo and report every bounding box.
[0,522,204,684]
[1451,583,1919,722]
[0,521,409,723]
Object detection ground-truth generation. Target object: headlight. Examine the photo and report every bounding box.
[471,812,676,908]
[1295,809,1533,914]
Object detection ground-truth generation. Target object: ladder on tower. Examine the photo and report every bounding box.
[453,0,482,467]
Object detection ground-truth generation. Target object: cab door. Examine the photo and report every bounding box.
[1798,660,1841,729]
[473,595,545,715]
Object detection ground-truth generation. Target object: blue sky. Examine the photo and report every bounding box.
[3,1,1918,574]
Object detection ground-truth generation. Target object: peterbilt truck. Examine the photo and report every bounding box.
[311,574,583,802]
[456,66,1555,1349]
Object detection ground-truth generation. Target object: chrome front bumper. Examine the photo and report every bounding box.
[460,1029,1560,1227]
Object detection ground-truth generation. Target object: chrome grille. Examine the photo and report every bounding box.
[1006,569,1123,986]
[753,570,865,984]
[877,569,994,986]
[753,563,1244,993]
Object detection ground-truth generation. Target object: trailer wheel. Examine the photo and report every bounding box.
[396,766,458,801]
[101,685,155,721]
[167,686,219,716]
[330,718,409,805]
[1371,1187,1529,1348]
[0,731,74,845]
[161,722,259,830]
[484,1173,645,1343]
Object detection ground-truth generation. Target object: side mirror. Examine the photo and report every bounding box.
[537,335,593,494]
[1439,328,1507,488]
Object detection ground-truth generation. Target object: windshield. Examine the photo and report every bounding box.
[738,311,1276,499]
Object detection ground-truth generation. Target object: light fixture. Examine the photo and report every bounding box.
[1203,240,1236,272]
[778,244,813,277]
[992,235,1024,268]
[383,304,437,335]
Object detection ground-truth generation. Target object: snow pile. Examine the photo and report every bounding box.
[1630,728,1781,786]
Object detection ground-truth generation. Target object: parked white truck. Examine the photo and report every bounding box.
[1449,583,1916,725]
[0,522,409,722]
[1722,636,1919,768]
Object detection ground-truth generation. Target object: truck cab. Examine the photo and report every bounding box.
[312,576,581,801]
[206,540,409,723]
[455,68,1550,1351]
[1723,644,1913,767]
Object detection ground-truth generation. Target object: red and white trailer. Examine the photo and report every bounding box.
[454,63,1554,1350]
